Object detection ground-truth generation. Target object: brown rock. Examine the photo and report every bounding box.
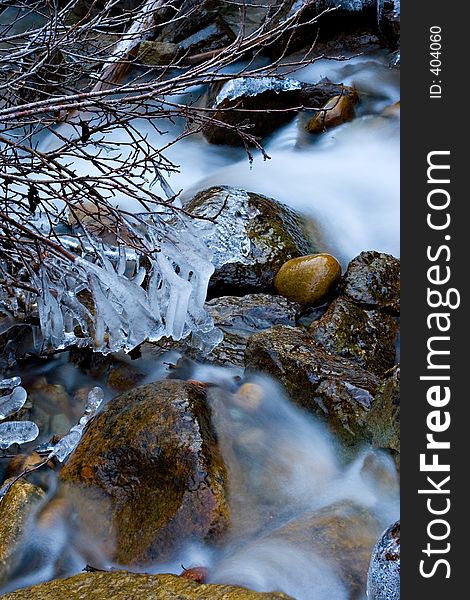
[0,479,45,586]
[274,253,341,305]
[60,380,229,565]
[366,366,400,469]
[305,89,358,133]
[202,77,301,145]
[244,325,380,445]
[0,571,293,600]
[341,251,400,314]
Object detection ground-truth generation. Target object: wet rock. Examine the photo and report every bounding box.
[60,380,229,565]
[341,251,400,314]
[366,366,400,468]
[0,571,294,599]
[300,82,358,110]
[186,186,318,296]
[245,325,380,444]
[0,479,45,587]
[305,91,358,134]
[274,253,341,305]
[205,294,302,367]
[269,501,381,599]
[377,0,400,49]
[137,41,179,66]
[202,77,302,145]
[156,0,284,59]
[367,520,400,600]
[309,296,398,376]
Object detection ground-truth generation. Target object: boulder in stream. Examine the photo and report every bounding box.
[186,186,319,296]
[202,77,302,145]
[341,251,400,314]
[245,325,380,445]
[305,90,359,134]
[60,380,230,565]
[0,571,294,600]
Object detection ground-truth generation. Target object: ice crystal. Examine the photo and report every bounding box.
[49,386,104,462]
[0,376,39,449]
[215,77,301,105]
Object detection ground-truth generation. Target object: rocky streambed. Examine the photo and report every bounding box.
[0,1,400,599]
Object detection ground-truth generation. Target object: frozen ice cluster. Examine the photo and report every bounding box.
[0,376,39,450]
[0,203,251,354]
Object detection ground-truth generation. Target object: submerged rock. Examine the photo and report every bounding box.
[366,366,400,468]
[186,186,318,296]
[60,380,229,565]
[245,325,380,444]
[202,77,302,145]
[269,501,381,599]
[305,90,358,133]
[309,296,398,376]
[367,520,400,600]
[341,251,400,314]
[274,253,341,305]
[0,479,45,587]
[0,571,294,600]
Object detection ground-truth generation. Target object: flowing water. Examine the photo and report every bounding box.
[0,47,400,598]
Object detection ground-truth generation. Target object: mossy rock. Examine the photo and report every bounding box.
[309,296,398,377]
[186,186,319,296]
[341,251,400,314]
[0,571,294,600]
[60,380,230,565]
[0,479,45,586]
[245,325,380,445]
[274,253,341,305]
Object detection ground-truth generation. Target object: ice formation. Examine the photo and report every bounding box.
[11,205,249,354]
[0,376,39,449]
[215,77,302,105]
[49,386,104,462]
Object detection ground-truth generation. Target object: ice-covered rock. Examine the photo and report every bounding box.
[367,520,400,599]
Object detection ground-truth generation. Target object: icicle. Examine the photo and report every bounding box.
[48,386,104,463]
